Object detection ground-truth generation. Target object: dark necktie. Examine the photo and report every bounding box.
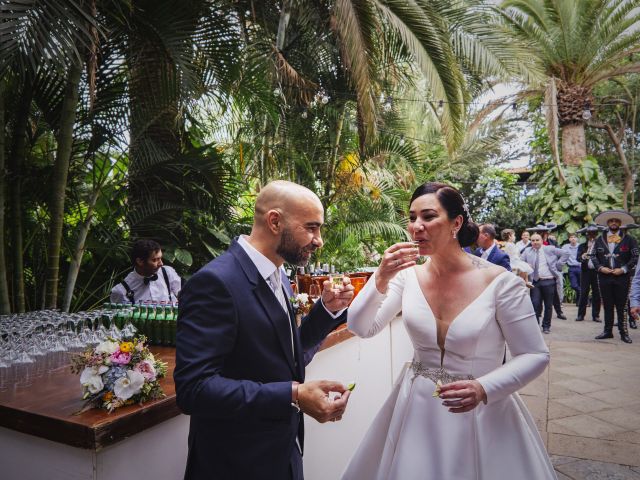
[532,250,540,281]
[143,273,158,285]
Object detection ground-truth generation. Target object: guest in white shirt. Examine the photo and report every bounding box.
[515,230,530,253]
[110,239,182,304]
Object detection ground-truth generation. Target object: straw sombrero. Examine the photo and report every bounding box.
[594,210,634,226]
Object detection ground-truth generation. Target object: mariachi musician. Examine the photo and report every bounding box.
[575,224,604,323]
[592,210,638,344]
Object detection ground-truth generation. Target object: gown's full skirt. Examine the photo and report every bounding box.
[342,269,556,480]
[341,363,555,480]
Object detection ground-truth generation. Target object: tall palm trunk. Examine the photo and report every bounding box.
[45,62,83,309]
[7,79,34,313]
[62,189,99,312]
[561,124,587,166]
[0,81,10,313]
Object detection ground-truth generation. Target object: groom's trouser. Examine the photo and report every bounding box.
[531,278,556,329]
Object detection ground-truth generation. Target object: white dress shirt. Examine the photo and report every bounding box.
[481,243,496,260]
[110,265,181,304]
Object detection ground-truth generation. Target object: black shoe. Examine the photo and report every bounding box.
[621,334,632,344]
[557,313,567,320]
[595,332,614,340]
[575,316,584,321]
[630,319,637,329]
[592,317,602,323]
[543,328,550,334]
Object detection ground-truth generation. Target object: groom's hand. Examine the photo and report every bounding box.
[298,380,351,423]
[321,279,354,313]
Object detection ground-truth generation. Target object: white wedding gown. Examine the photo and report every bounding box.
[342,269,556,480]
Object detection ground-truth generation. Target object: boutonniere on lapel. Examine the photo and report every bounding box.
[620,245,629,252]
[290,293,311,327]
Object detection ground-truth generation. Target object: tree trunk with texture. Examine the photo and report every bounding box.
[0,82,10,313]
[45,62,83,309]
[7,79,34,313]
[561,124,587,166]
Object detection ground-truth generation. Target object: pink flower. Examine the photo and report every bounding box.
[134,360,157,381]
[109,350,131,365]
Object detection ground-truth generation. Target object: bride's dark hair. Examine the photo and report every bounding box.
[409,182,479,248]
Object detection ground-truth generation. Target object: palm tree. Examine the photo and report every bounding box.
[498,0,640,166]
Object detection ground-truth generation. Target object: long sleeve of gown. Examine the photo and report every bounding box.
[347,270,405,338]
[476,274,550,403]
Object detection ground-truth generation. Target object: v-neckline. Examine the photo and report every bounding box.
[411,268,509,364]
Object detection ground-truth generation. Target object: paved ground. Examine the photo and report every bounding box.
[519,303,640,479]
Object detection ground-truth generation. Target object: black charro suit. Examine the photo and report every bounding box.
[592,231,639,336]
[174,239,345,479]
[576,241,601,320]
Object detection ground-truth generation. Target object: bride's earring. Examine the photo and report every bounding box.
[452,229,458,239]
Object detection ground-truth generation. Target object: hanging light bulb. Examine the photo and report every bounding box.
[301,108,308,119]
[382,96,393,112]
[273,87,281,97]
[582,101,592,120]
[436,100,444,115]
[399,134,405,146]
[512,102,517,112]
[321,94,329,104]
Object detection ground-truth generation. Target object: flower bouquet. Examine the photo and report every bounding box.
[70,336,167,413]
[290,293,311,326]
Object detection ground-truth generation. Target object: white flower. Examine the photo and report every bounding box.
[113,370,145,400]
[80,365,108,394]
[295,293,309,305]
[95,340,119,355]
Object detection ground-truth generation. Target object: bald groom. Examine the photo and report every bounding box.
[174,181,354,480]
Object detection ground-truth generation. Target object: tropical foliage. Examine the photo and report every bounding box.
[498,0,640,166]
[0,0,639,314]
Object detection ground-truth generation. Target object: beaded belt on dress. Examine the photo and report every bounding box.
[410,361,474,384]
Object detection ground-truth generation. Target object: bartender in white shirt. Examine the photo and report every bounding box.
[110,239,182,304]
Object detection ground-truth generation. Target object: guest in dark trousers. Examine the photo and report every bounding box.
[592,210,638,344]
[576,224,603,322]
[475,224,511,271]
[521,233,569,334]
[562,233,581,306]
[527,223,567,319]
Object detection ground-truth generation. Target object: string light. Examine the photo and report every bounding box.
[274,82,634,109]
[436,100,444,115]
[301,108,308,119]
[382,95,394,112]
[582,101,592,120]
[273,87,282,97]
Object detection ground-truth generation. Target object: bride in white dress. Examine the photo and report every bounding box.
[342,182,556,480]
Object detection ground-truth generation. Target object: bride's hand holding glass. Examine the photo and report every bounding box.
[438,379,487,413]
[375,241,421,293]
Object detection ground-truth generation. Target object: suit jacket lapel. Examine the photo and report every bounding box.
[230,240,297,376]
[282,274,304,379]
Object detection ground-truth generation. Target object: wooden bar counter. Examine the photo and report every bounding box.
[0,332,355,480]
[0,347,180,450]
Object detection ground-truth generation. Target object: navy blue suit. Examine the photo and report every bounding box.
[174,239,346,479]
[475,246,512,271]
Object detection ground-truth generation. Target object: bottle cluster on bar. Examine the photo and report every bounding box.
[103,302,178,346]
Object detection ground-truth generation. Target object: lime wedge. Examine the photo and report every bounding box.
[347,382,356,391]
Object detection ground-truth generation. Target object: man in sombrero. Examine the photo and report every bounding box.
[592,210,638,343]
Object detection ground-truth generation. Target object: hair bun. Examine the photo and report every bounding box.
[458,221,479,248]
